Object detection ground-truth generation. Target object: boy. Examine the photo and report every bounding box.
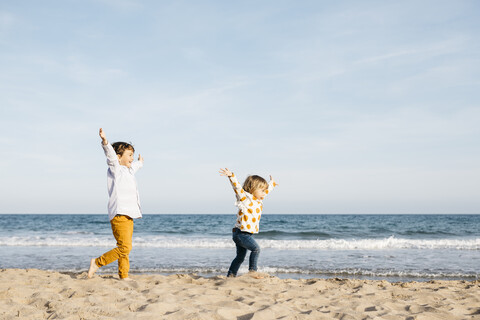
[88,128,144,280]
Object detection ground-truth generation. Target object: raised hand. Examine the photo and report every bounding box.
[99,128,108,145]
[270,175,278,186]
[219,168,233,177]
[138,154,144,162]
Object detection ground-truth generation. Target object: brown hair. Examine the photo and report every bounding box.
[111,142,135,156]
[243,175,268,194]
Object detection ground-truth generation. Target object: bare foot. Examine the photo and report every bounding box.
[87,258,99,278]
[120,277,133,281]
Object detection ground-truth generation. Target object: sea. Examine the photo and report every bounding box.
[0,214,479,282]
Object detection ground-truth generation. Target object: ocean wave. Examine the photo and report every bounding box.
[1,235,479,250]
[259,230,331,238]
[259,237,480,250]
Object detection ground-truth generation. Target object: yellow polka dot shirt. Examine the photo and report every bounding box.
[229,173,276,234]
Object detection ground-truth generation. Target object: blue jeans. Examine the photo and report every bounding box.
[227,228,261,277]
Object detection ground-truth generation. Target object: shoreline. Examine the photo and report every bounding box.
[4,263,478,283]
[73,270,480,283]
[1,268,479,319]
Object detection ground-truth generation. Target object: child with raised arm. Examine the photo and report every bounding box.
[88,128,144,280]
[219,168,277,277]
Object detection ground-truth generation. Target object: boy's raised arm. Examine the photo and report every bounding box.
[99,128,108,145]
[131,154,144,173]
[99,128,119,169]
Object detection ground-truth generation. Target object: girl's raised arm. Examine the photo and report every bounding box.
[219,168,233,177]
[219,168,248,199]
[265,175,278,196]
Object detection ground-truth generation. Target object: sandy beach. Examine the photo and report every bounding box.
[0,269,479,319]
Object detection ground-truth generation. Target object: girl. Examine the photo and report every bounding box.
[219,168,277,277]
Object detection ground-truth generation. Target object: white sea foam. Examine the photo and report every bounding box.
[259,236,480,250]
[1,235,479,250]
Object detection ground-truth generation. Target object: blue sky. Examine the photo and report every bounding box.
[1,0,479,214]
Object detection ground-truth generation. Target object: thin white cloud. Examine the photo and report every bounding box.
[131,78,253,118]
[0,11,15,28]
[67,62,126,86]
[356,36,469,65]
[94,0,143,11]
[0,11,16,42]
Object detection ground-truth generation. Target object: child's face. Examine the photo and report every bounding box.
[252,188,267,200]
[117,149,134,168]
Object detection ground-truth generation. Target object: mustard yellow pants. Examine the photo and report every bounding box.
[95,215,134,279]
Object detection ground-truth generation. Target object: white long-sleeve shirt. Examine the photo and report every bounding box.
[102,143,143,221]
[229,173,275,234]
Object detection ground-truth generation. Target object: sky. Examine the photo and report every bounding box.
[0,0,479,214]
